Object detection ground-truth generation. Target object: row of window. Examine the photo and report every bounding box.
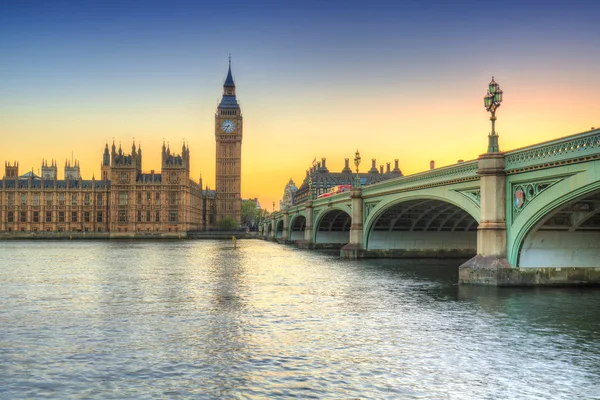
[117,171,183,184]
[118,192,177,205]
[5,227,105,233]
[5,193,104,206]
[4,210,179,224]
[117,210,178,223]
[5,211,104,223]
[3,191,181,207]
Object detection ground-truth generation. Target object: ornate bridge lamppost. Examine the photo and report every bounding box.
[484,77,503,153]
[354,149,361,188]
[459,76,509,283]
[308,175,313,201]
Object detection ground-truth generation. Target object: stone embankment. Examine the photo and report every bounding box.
[0,231,258,240]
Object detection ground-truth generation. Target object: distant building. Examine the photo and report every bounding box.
[242,197,261,229]
[294,157,403,203]
[243,197,261,209]
[280,178,298,209]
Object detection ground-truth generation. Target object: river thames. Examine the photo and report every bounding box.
[1,240,599,399]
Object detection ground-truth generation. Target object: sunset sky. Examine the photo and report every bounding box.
[1,0,599,210]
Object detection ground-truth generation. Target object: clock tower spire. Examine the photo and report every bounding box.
[224,54,235,95]
[215,56,243,226]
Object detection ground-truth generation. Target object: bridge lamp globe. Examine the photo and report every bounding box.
[494,87,503,103]
[484,92,492,108]
[488,77,499,95]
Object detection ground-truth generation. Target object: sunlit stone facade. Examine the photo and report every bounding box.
[0,143,216,236]
[1,161,111,234]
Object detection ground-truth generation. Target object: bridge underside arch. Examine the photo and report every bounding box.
[290,215,306,241]
[275,220,284,239]
[367,199,478,256]
[315,209,351,244]
[518,189,600,268]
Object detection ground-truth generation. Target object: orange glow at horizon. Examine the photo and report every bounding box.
[2,77,599,212]
[2,0,600,213]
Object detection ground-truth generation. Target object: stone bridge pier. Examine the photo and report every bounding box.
[277,210,290,243]
[340,187,364,258]
[459,153,511,284]
[270,219,276,241]
[297,200,314,249]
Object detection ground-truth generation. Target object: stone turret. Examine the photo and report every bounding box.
[162,140,190,186]
[392,159,402,174]
[162,141,189,171]
[342,158,352,173]
[64,159,80,180]
[101,143,111,180]
[110,140,142,184]
[369,159,378,174]
[41,159,57,180]
[4,162,18,179]
[319,158,328,172]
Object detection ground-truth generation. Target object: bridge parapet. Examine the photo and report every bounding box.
[505,128,600,173]
[287,204,303,214]
[362,160,479,197]
[312,193,351,207]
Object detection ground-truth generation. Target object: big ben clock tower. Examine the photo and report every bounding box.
[215,57,242,226]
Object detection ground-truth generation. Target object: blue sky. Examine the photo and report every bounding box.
[1,0,599,208]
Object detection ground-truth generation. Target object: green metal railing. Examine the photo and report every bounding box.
[505,128,600,171]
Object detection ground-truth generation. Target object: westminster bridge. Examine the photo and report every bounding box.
[259,128,600,286]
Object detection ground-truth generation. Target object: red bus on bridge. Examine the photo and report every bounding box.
[318,184,353,199]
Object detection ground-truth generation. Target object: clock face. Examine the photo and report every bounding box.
[221,119,235,133]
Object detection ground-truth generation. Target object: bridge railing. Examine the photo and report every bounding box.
[505,128,600,172]
[362,159,479,196]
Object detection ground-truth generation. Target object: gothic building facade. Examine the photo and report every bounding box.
[0,141,216,236]
[0,61,244,236]
[0,160,111,234]
[102,140,213,234]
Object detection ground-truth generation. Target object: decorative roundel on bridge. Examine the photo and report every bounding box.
[515,189,524,208]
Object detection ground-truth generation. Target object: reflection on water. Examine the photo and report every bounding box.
[0,240,599,399]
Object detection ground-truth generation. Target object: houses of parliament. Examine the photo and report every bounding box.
[0,61,243,237]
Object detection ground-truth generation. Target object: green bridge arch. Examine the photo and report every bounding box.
[312,205,352,244]
[363,185,481,249]
[289,211,307,241]
[508,160,600,266]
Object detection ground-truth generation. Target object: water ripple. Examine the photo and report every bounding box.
[0,240,599,399]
